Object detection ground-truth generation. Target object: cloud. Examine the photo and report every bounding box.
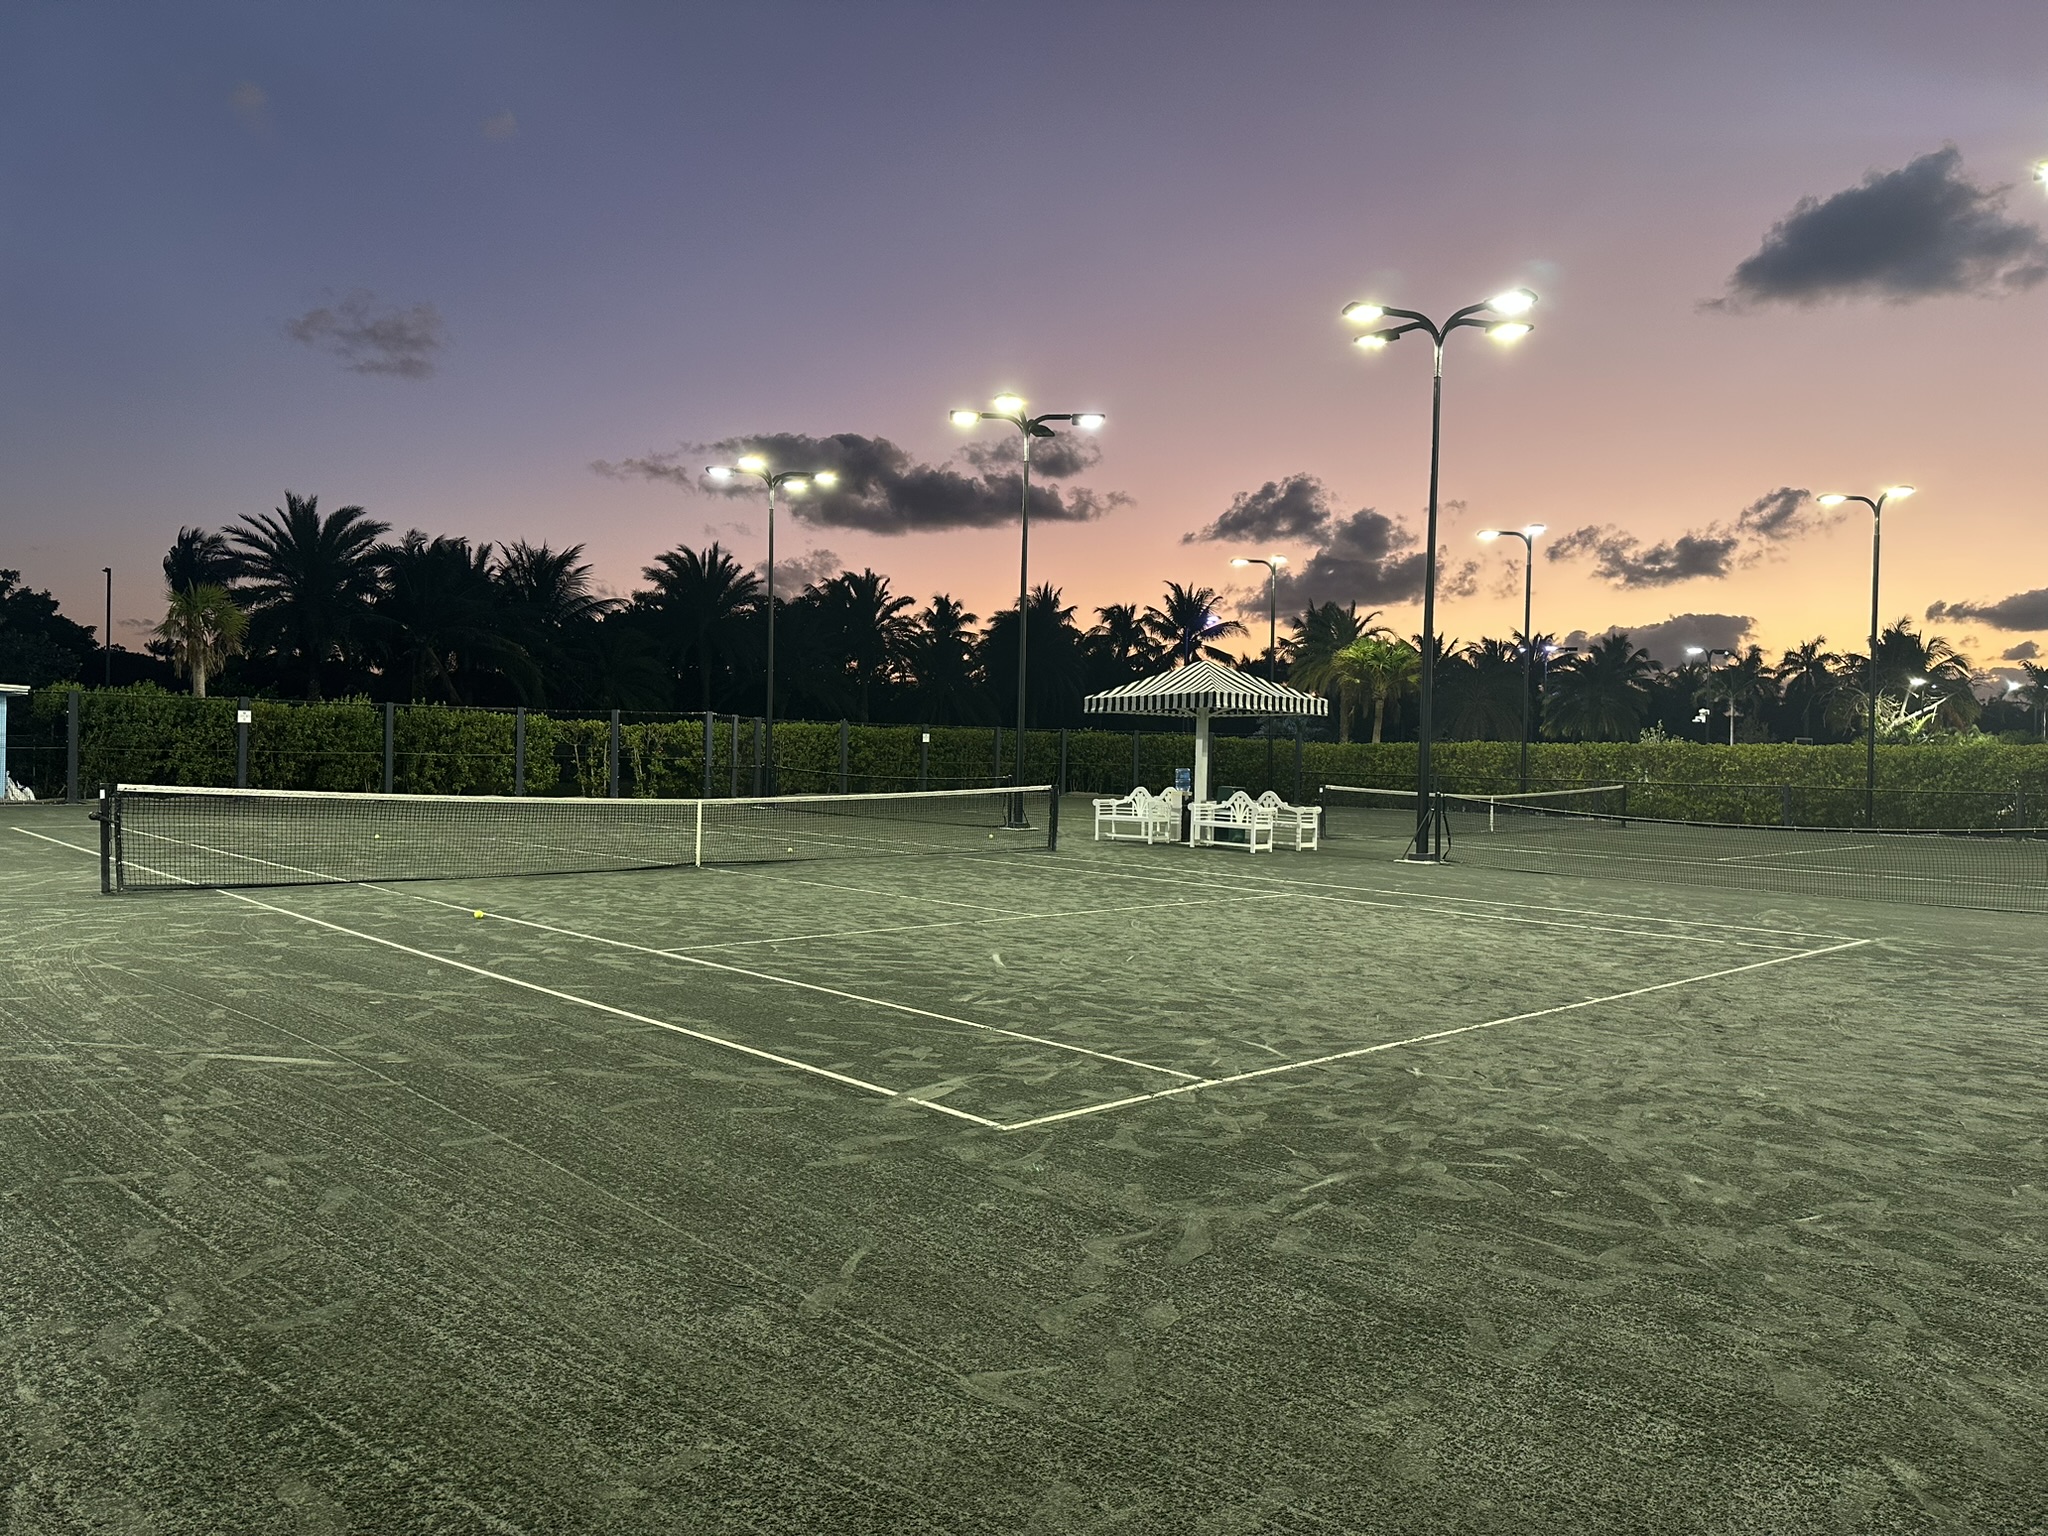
[1273,508,1430,609]
[1547,525,1741,587]
[1184,474,1335,545]
[230,82,268,132]
[1712,147,2048,309]
[593,431,1128,534]
[753,548,843,593]
[1735,485,1814,542]
[960,432,1101,479]
[2002,641,2040,662]
[1562,613,1754,671]
[1926,588,2048,631]
[482,111,518,141]
[287,292,446,379]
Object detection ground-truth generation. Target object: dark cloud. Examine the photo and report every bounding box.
[1713,148,2048,309]
[1547,525,1741,587]
[1735,485,1813,542]
[1184,474,1335,545]
[593,431,1128,534]
[1561,614,1754,671]
[1926,588,2048,631]
[287,292,445,379]
[1274,508,1428,609]
[2002,641,2040,662]
[960,433,1102,479]
[752,548,843,593]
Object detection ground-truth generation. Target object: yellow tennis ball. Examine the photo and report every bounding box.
[473,910,485,919]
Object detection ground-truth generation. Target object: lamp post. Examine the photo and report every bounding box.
[950,395,1105,821]
[102,567,112,687]
[1343,287,1536,860]
[1815,485,1915,825]
[1231,554,1288,791]
[704,455,839,795]
[1476,524,1546,791]
[1685,646,1738,745]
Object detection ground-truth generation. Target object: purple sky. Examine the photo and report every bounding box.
[6,1,2047,675]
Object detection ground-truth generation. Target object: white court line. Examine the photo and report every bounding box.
[995,937,1875,1132]
[1715,843,1879,863]
[1043,857,1820,951]
[12,827,1015,1124]
[1473,841,2044,893]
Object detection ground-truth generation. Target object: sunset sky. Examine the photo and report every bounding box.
[5,1,2046,677]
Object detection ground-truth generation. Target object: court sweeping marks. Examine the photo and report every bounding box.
[18,823,1876,1132]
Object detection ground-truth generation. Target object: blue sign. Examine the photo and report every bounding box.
[1174,767,1192,793]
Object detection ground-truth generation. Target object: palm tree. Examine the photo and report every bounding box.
[639,543,762,711]
[904,595,985,724]
[1288,603,1387,740]
[2017,661,2048,739]
[152,584,247,697]
[1333,635,1421,743]
[1775,639,1848,741]
[979,585,1087,727]
[1866,619,1977,731]
[1698,645,1780,742]
[1083,603,1162,690]
[494,541,618,704]
[1144,582,1246,665]
[374,532,537,703]
[1544,632,1657,741]
[1439,637,1525,740]
[228,493,389,699]
[163,527,238,595]
[813,568,917,721]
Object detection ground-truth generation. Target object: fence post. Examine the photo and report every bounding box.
[514,708,527,796]
[838,720,850,793]
[1780,783,1793,826]
[702,711,713,797]
[751,718,764,796]
[608,710,621,798]
[382,703,395,792]
[235,697,250,789]
[1058,728,1068,799]
[919,731,930,791]
[66,688,80,803]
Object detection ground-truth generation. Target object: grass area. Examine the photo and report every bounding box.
[2,798,2043,1533]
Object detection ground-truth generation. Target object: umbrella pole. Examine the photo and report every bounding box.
[1194,705,1211,808]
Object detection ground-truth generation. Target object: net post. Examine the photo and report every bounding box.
[838,720,849,794]
[608,710,621,798]
[235,697,250,789]
[382,703,395,793]
[1046,778,1060,850]
[702,711,713,797]
[514,708,527,796]
[1619,782,1630,827]
[99,784,112,893]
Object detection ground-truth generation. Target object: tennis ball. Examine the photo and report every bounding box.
[473,909,485,918]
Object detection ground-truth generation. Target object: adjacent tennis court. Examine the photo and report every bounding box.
[4,790,2043,1533]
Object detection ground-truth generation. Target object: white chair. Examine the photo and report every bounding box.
[1093,786,1182,844]
[1256,790,1322,851]
[1190,790,1276,852]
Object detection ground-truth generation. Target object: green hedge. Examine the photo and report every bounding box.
[16,687,2045,829]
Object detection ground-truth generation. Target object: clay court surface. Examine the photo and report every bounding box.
[3,798,2043,1533]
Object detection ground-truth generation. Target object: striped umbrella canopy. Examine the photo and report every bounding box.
[1083,658,1327,718]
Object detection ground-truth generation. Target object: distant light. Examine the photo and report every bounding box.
[1476,529,1501,542]
[1685,645,1704,655]
[705,465,733,481]
[1341,302,1384,324]
[1909,676,1927,687]
[949,409,980,427]
[813,470,838,487]
[736,454,768,473]
[1074,412,1106,430]
[1816,493,1847,507]
[992,393,1025,415]
[2007,680,2024,693]
[1486,321,1533,342]
[1884,484,1916,500]
[1488,287,1537,316]
[1231,557,1251,567]
[783,477,808,493]
[1523,522,1547,538]
[1354,332,1391,351]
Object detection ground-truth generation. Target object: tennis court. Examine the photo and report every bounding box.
[4,789,2044,1533]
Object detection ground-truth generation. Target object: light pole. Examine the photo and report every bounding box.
[1477,524,1546,791]
[102,567,112,687]
[704,455,839,795]
[950,395,1105,821]
[1343,287,1536,860]
[1231,554,1288,792]
[1815,485,1915,825]
[1686,646,1738,745]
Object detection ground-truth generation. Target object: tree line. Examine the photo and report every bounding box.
[4,492,2044,743]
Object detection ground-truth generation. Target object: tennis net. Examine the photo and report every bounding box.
[1320,783,2048,913]
[99,782,1057,892]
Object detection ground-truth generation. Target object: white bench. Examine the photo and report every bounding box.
[1190,791,1276,852]
[1093,785,1182,843]
[1256,790,1322,851]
